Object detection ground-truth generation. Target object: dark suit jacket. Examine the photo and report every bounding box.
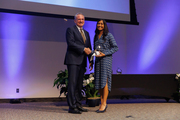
[64,25,92,67]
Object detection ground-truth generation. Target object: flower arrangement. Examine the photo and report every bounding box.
[83,73,94,86]
[175,73,180,80]
[174,73,180,102]
[175,73,180,92]
[53,70,99,99]
[83,73,99,98]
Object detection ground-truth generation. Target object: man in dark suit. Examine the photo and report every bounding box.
[64,13,93,114]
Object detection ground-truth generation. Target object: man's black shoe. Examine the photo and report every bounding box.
[68,108,82,114]
[77,106,88,112]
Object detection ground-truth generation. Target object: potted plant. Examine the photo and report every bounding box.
[174,73,180,102]
[53,69,68,97]
[53,69,87,97]
[53,70,100,106]
[83,73,100,107]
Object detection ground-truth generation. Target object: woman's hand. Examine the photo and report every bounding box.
[89,63,93,71]
[95,51,105,57]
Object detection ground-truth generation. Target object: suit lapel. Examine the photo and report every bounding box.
[74,26,85,44]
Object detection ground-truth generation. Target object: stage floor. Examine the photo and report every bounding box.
[0,99,180,120]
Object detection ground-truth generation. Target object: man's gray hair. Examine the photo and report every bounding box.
[74,13,84,20]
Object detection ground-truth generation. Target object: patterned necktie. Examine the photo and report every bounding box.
[80,29,86,43]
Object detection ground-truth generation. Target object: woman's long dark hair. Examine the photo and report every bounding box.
[94,19,109,42]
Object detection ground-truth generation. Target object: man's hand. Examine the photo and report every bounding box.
[95,51,105,57]
[84,48,91,55]
[89,63,93,71]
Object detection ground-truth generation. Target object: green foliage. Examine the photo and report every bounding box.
[53,69,68,97]
[53,70,99,98]
[83,74,99,98]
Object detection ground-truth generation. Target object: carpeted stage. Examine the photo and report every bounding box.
[0,74,179,120]
[0,99,180,120]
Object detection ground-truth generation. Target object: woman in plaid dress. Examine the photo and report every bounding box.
[94,20,118,113]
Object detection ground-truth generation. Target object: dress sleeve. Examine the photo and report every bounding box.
[103,33,118,56]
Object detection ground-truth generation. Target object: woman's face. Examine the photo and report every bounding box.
[97,20,104,31]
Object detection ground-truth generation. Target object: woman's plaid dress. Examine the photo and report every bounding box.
[94,32,118,92]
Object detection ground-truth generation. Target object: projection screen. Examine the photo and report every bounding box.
[0,0,138,24]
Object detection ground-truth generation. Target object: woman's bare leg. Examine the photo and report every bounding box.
[99,89,103,109]
[99,79,108,111]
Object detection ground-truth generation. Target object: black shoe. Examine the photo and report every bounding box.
[96,105,108,113]
[95,109,99,112]
[77,106,88,112]
[68,108,82,114]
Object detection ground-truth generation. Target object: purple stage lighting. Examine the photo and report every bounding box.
[138,1,179,71]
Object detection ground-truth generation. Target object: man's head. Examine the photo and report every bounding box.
[74,13,85,28]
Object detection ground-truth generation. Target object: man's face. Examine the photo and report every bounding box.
[74,14,85,28]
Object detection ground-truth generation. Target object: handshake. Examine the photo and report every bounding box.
[84,47,101,56]
[85,45,104,61]
[84,47,92,55]
[84,45,102,55]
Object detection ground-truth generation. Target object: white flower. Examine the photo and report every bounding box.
[177,74,180,77]
[89,74,93,78]
[87,79,90,84]
[175,73,180,79]
[83,80,86,84]
[83,73,94,86]
[89,77,94,81]
[89,79,92,83]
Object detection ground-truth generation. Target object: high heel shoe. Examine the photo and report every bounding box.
[95,109,99,112]
[96,105,108,113]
